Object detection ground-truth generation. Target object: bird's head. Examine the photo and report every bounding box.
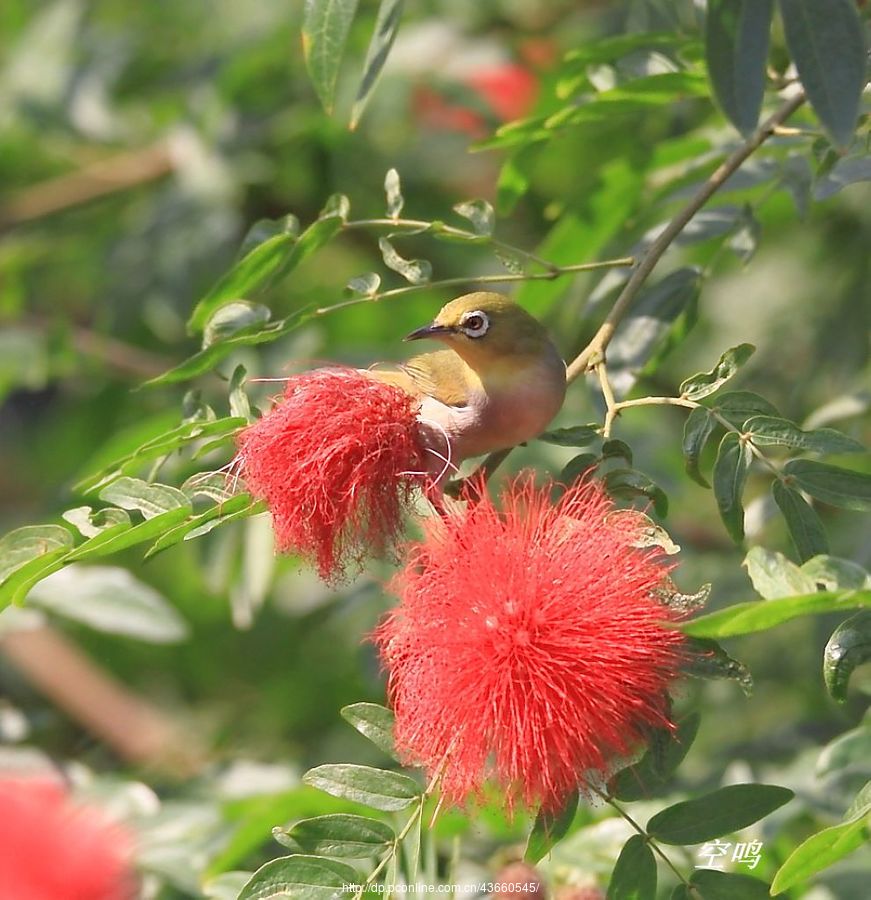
[404,292,559,371]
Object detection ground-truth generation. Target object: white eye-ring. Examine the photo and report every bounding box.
[459,310,490,338]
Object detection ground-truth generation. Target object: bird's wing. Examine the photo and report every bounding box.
[369,350,472,407]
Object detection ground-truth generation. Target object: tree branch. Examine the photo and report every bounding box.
[470,87,807,485]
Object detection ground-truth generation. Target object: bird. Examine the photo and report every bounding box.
[370,291,567,479]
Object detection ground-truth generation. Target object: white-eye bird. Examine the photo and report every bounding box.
[370,292,567,477]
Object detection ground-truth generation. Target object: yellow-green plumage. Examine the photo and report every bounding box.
[370,292,566,470]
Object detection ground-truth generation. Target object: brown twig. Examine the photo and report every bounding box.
[471,87,807,484]
[0,142,174,230]
[0,626,204,775]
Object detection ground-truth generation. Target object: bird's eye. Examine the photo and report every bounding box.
[459,311,489,338]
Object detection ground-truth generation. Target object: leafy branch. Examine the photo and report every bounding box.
[466,87,809,487]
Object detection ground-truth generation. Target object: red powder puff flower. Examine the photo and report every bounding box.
[236,368,430,582]
[373,476,686,813]
[0,777,136,900]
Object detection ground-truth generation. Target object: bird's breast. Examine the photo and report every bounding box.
[418,355,566,466]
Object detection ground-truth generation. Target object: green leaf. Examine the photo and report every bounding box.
[238,854,358,900]
[602,439,633,465]
[647,784,793,845]
[683,590,871,639]
[0,524,74,583]
[705,0,774,135]
[680,344,756,401]
[453,199,494,236]
[607,834,656,900]
[302,0,359,113]
[742,546,817,599]
[771,480,829,562]
[203,301,271,348]
[824,611,871,703]
[277,814,395,858]
[817,724,871,777]
[302,765,420,811]
[770,810,870,894]
[346,272,381,296]
[680,637,753,694]
[378,237,431,284]
[384,168,403,219]
[713,433,751,543]
[804,555,871,591]
[0,549,71,609]
[188,215,340,333]
[744,416,865,454]
[688,869,771,900]
[75,417,246,492]
[28,565,188,643]
[606,267,702,398]
[712,391,779,428]
[144,495,258,558]
[98,477,189,519]
[559,454,600,486]
[610,712,702,802]
[62,506,131,538]
[603,468,668,517]
[538,425,600,448]
[350,0,405,129]
[147,311,313,387]
[340,703,398,759]
[229,365,252,421]
[524,788,578,864]
[783,459,871,512]
[187,233,295,334]
[64,506,192,561]
[779,0,866,147]
[682,406,716,488]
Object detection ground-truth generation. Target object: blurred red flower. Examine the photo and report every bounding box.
[374,476,685,812]
[237,369,428,582]
[0,777,136,900]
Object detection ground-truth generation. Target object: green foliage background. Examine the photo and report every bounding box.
[0,0,870,897]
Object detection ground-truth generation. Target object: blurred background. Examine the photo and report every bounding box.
[0,0,870,896]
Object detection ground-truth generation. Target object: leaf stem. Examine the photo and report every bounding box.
[589,785,699,896]
[611,395,784,479]
[343,217,560,271]
[315,258,634,316]
[471,87,807,484]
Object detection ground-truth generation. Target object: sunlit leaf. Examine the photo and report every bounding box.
[302,0,359,113]
[350,0,405,129]
[744,416,865,454]
[0,525,74,583]
[277,814,395,858]
[679,344,755,401]
[378,237,431,284]
[303,764,420,811]
[771,807,870,894]
[683,590,871,639]
[238,854,358,900]
[340,703,398,759]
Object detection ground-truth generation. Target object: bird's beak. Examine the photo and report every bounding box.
[403,322,454,342]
